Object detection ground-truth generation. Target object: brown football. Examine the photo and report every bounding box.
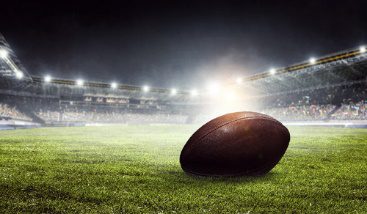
[180,111,290,176]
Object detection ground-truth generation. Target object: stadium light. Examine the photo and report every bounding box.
[190,89,198,97]
[309,57,316,65]
[236,77,243,84]
[76,79,84,86]
[170,88,177,96]
[269,68,276,75]
[360,46,366,53]
[44,75,52,83]
[0,49,8,59]
[143,85,150,92]
[111,82,118,89]
[15,71,23,79]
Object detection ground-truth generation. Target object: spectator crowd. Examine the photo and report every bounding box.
[1,89,366,124]
[37,109,187,124]
[0,103,31,121]
[262,101,367,121]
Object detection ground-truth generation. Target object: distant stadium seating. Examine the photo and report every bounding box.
[37,109,187,124]
[1,33,366,126]
[0,103,31,121]
[1,95,365,125]
[262,101,366,121]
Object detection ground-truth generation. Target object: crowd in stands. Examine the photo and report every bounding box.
[1,85,366,124]
[37,110,60,122]
[37,109,187,124]
[0,103,31,121]
[2,100,367,124]
[262,101,366,121]
[34,100,367,124]
[332,101,367,120]
[258,85,367,121]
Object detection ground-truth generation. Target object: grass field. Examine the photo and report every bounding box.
[0,125,366,213]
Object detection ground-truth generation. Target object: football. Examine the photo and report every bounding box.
[180,111,290,177]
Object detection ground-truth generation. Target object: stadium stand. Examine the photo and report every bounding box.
[0,32,366,127]
[0,103,31,121]
[263,102,366,121]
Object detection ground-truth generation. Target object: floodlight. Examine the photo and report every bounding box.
[0,49,8,59]
[15,71,23,79]
[143,85,150,92]
[44,75,52,83]
[309,57,316,65]
[76,79,84,86]
[236,77,243,84]
[190,89,198,96]
[111,82,118,89]
[360,46,366,53]
[269,68,276,75]
[171,88,177,95]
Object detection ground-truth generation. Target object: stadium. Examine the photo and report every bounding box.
[1,31,367,212]
[1,31,366,128]
[1,1,367,212]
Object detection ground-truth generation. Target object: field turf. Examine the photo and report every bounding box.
[0,125,366,213]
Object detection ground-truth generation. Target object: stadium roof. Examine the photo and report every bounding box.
[29,45,366,98]
[0,33,31,81]
[243,47,367,96]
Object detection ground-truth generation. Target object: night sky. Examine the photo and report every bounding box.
[1,0,366,88]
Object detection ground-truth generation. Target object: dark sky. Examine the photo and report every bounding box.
[1,0,366,88]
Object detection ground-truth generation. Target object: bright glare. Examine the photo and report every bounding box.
[44,75,52,83]
[143,85,150,92]
[309,57,316,64]
[206,81,220,96]
[269,68,276,75]
[15,71,23,79]
[236,77,243,84]
[0,49,8,59]
[111,82,118,89]
[171,88,177,95]
[225,91,236,101]
[76,79,84,86]
[360,46,366,53]
[190,89,198,96]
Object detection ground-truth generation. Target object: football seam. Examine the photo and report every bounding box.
[187,116,286,149]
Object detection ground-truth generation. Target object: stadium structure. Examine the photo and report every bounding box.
[0,32,366,129]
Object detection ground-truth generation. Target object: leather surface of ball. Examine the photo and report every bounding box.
[180,111,290,177]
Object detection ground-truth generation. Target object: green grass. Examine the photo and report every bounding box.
[0,125,366,213]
